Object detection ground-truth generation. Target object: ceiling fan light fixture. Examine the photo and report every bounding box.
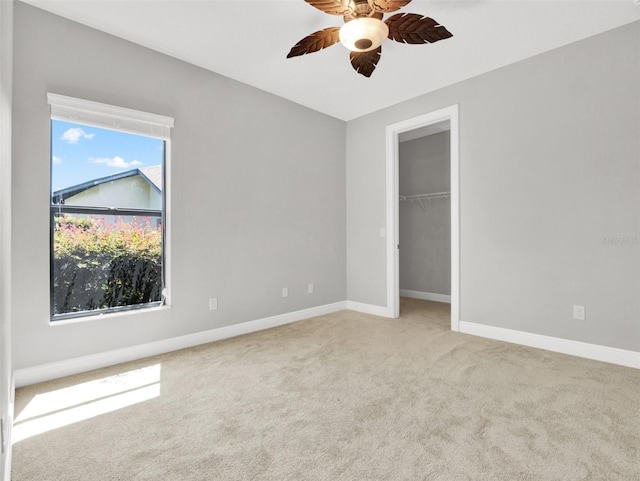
[339,17,389,53]
[287,0,453,77]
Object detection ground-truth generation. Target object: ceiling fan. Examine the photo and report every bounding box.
[287,0,453,77]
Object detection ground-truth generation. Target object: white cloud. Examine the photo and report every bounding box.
[90,156,142,169]
[61,128,95,144]
[52,155,62,164]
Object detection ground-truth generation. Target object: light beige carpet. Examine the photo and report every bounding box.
[12,298,640,480]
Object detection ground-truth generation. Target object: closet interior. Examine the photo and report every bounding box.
[398,121,452,305]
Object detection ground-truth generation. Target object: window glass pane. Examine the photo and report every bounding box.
[51,121,164,209]
[52,214,163,316]
[51,120,165,320]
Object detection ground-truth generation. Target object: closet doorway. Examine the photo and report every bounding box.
[399,121,451,306]
[385,105,460,331]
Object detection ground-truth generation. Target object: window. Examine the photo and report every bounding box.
[48,94,173,321]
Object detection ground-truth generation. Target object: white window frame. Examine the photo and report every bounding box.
[47,93,174,320]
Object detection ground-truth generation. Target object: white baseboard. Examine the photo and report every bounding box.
[399,289,451,304]
[345,300,391,318]
[17,304,636,388]
[14,301,347,388]
[459,321,640,369]
[3,373,14,481]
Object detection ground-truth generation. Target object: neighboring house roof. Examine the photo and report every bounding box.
[139,165,162,192]
[53,165,162,204]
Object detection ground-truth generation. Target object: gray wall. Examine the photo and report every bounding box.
[399,132,451,295]
[12,2,346,370]
[0,1,13,478]
[347,21,640,351]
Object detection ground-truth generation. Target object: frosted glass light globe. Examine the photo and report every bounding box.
[339,18,389,52]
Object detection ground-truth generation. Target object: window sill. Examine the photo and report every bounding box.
[50,304,171,326]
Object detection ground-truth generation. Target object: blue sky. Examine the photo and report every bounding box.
[51,120,164,191]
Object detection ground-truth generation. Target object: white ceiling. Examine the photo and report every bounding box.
[22,0,640,121]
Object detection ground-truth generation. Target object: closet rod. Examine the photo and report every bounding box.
[399,191,451,201]
[399,191,451,213]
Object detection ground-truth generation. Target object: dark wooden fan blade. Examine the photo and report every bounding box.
[287,27,341,58]
[303,0,355,16]
[349,47,382,77]
[385,13,453,44]
[367,0,411,13]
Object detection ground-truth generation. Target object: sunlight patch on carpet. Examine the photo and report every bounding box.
[12,364,161,443]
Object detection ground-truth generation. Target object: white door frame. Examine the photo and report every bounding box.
[385,105,460,331]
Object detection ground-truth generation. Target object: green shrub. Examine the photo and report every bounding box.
[52,215,162,316]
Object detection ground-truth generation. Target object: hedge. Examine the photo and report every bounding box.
[52,215,162,316]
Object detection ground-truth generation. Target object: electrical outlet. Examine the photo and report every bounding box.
[209,298,218,311]
[573,305,585,320]
[308,283,314,294]
[282,287,288,298]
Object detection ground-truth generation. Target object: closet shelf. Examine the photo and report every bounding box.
[399,191,450,212]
